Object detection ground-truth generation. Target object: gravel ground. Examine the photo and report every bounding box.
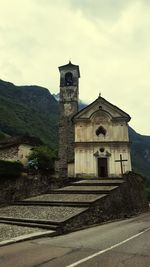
[0,206,86,222]
[26,193,104,202]
[0,224,44,242]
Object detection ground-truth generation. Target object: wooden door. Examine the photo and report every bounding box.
[98,158,108,177]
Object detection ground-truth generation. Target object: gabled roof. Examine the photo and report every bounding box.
[0,136,43,149]
[73,96,131,122]
[58,61,80,77]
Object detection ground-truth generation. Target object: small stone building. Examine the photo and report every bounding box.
[0,136,42,165]
[58,62,132,179]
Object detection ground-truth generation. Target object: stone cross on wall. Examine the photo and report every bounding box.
[115,154,128,176]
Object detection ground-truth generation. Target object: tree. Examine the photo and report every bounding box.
[27,146,56,173]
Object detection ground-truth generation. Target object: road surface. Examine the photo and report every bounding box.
[0,211,150,267]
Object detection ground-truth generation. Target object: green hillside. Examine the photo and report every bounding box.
[0,79,150,179]
[0,80,59,148]
[129,128,150,179]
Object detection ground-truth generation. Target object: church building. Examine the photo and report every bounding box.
[58,62,132,178]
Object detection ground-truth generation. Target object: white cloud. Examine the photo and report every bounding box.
[0,0,149,134]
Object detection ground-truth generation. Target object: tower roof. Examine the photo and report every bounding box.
[58,61,80,77]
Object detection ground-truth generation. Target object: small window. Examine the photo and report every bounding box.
[65,72,73,86]
[96,126,106,136]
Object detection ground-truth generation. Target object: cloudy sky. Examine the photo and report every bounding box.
[0,0,150,135]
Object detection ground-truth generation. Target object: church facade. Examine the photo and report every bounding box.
[58,62,132,178]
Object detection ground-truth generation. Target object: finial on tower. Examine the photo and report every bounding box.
[99,92,101,98]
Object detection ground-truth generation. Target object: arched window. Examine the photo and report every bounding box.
[96,126,106,136]
[65,72,73,86]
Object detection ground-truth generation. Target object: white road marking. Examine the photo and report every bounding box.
[66,226,150,267]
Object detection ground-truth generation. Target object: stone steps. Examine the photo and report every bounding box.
[13,193,107,207]
[72,177,123,180]
[71,179,124,187]
[1,175,144,237]
[0,205,88,233]
[0,178,120,235]
[0,217,59,231]
[11,201,90,208]
[24,193,106,203]
[53,185,118,194]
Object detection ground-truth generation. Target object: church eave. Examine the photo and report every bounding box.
[73,96,131,122]
[111,117,130,122]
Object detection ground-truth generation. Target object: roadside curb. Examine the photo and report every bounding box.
[0,229,56,247]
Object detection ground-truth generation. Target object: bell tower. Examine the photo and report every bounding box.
[58,61,80,178]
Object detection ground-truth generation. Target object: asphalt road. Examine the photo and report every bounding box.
[0,211,150,267]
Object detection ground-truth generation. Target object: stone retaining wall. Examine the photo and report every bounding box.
[0,173,61,205]
[60,172,149,233]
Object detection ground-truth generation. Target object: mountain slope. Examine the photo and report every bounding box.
[0,80,59,148]
[129,128,150,178]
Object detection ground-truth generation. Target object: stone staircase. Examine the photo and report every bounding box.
[0,174,148,235]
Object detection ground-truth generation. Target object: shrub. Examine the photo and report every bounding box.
[27,146,56,173]
[0,160,24,179]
